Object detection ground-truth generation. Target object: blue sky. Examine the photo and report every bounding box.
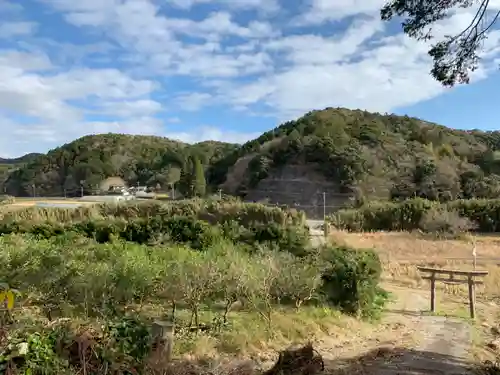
[1,0,500,157]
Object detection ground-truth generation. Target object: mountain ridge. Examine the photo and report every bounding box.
[5,108,500,203]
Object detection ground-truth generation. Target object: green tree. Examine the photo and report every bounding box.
[192,157,206,197]
[381,0,496,86]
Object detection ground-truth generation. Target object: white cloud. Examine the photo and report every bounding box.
[297,0,385,25]
[0,50,53,71]
[175,92,214,111]
[165,12,276,40]
[0,0,24,13]
[0,21,37,38]
[0,0,499,157]
[164,126,260,144]
[168,0,280,13]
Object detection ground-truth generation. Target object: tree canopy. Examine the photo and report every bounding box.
[381,0,499,86]
[2,134,237,197]
[209,107,500,202]
[6,108,500,203]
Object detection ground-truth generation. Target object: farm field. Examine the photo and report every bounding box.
[0,199,499,374]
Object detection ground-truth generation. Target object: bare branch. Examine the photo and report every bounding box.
[381,0,500,86]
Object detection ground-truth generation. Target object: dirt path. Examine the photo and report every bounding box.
[323,286,474,374]
[305,221,475,373]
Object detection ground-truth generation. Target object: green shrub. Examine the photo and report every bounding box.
[0,316,152,375]
[161,215,221,250]
[331,197,500,233]
[332,198,437,232]
[0,215,308,254]
[0,199,309,252]
[319,244,384,317]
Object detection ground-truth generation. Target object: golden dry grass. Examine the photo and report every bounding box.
[330,229,500,298]
[329,229,500,364]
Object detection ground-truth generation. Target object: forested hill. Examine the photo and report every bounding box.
[4,134,238,197]
[0,153,43,192]
[208,107,500,202]
[6,108,500,201]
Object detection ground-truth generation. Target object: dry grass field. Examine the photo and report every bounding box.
[329,229,500,366]
[329,230,500,295]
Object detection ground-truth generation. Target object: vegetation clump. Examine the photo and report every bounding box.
[0,230,384,374]
[2,134,237,197]
[330,197,500,234]
[0,200,309,253]
[0,195,14,205]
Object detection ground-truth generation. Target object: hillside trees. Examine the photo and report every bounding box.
[4,134,235,196]
[209,108,500,202]
[7,109,500,201]
[177,156,207,198]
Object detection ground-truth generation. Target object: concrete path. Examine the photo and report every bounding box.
[305,218,474,374]
[325,287,474,374]
[306,219,326,247]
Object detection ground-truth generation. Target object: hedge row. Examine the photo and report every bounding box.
[330,198,500,232]
[0,215,310,254]
[2,199,306,227]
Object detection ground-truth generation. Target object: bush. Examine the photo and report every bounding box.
[332,198,437,232]
[0,232,386,374]
[0,215,309,254]
[2,199,305,227]
[419,207,476,236]
[447,199,500,232]
[0,316,152,375]
[319,244,385,317]
[331,197,500,233]
[0,195,14,205]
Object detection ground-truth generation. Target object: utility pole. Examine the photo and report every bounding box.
[218,189,222,199]
[323,192,328,238]
[323,192,326,221]
[171,184,175,200]
[472,236,477,270]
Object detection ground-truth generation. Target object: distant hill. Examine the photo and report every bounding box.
[207,107,500,214]
[0,153,43,193]
[0,153,42,165]
[5,134,238,197]
[8,109,500,207]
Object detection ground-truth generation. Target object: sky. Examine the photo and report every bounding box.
[1,0,500,157]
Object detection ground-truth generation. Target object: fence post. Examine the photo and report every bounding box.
[468,275,476,319]
[430,272,436,313]
[151,320,174,362]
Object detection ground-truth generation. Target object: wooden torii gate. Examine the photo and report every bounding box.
[417,266,489,319]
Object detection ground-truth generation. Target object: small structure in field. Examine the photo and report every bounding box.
[100,177,127,193]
